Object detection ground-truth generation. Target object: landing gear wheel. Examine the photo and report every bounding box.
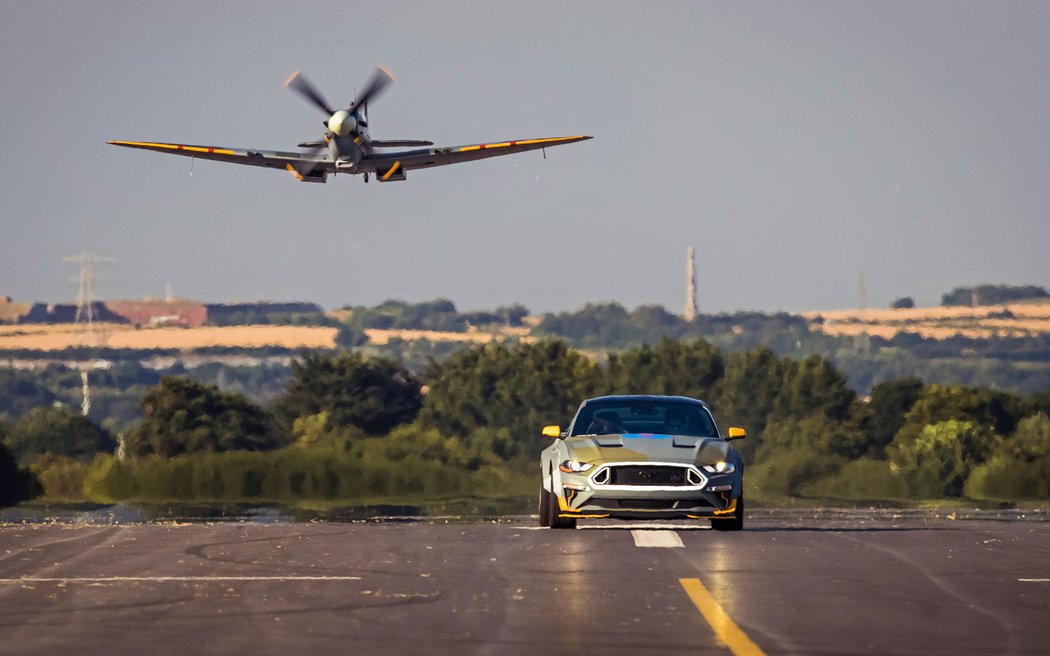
[710,496,744,531]
[547,488,576,530]
[538,487,551,526]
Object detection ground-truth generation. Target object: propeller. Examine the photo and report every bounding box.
[283,71,335,116]
[283,66,396,174]
[352,66,395,112]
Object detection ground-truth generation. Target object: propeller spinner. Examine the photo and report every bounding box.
[284,67,394,138]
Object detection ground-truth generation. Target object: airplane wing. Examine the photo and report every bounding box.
[109,134,592,183]
[107,140,332,182]
[361,135,591,180]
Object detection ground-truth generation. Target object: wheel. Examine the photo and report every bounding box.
[710,496,744,531]
[538,487,551,526]
[547,487,576,529]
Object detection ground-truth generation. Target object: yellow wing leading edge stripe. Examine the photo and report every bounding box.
[458,135,587,153]
[108,140,235,155]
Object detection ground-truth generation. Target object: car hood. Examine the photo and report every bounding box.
[563,433,731,466]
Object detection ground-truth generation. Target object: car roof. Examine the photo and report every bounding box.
[581,395,707,407]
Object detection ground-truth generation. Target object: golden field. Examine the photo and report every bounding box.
[3,301,1047,352]
[0,323,338,351]
[0,323,533,352]
[805,301,1050,340]
[364,326,533,345]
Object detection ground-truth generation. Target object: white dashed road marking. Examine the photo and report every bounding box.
[1018,578,1050,583]
[631,530,684,548]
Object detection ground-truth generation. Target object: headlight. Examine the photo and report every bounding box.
[702,461,735,475]
[559,460,594,474]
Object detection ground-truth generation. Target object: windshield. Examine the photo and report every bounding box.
[570,400,718,437]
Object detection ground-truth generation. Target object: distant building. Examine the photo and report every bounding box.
[108,299,207,327]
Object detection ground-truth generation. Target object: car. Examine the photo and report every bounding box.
[539,395,746,530]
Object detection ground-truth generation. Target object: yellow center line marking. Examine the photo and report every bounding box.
[679,578,765,656]
[0,576,362,584]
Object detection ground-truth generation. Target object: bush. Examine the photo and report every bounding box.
[30,455,90,500]
[749,449,845,497]
[798,458,908,500]
[80,432,533,504]
[964,414,1050,499]
[758,413,868,462]
[84,455,136,502]
[889,420,998,497]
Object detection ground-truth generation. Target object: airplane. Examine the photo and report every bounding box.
[108,66,591,184]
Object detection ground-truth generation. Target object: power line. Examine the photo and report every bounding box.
[63,251,112,417]
[63,251,113,327]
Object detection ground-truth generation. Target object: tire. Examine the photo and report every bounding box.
[710,496,744,531]
[538,487,551,526]
[547,487,576,530]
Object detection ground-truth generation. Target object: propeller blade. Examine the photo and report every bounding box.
[293,143,328,177]
[284,71,335,116]
[353,66,395,111]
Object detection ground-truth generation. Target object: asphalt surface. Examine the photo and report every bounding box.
[0,514,1048,655]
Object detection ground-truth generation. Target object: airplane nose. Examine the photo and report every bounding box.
[329,110,356,137]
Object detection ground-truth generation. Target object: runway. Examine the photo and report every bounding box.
[0,514,1048,655]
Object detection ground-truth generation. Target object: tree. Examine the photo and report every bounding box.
[274,351,422,435]
[0,370,57,419]
[854,377,925,457]
[774,355,856,422]
[127,377,284,457]
[889,420,998,497]
[713,347,786,459]
[891,297,915,309]
[603,338,724,400]
[759,412,868,461]
[419,340,599,457]
[495,304,530,326]
[894,385,1023,448]
[5,407,115,464]
[941,284,1048,307]
[335,325,368,348]
[0,442,38,506]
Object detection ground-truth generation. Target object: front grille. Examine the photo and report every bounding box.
[617,499,679,510]
[607,465,692,486]
[590,498,713,510]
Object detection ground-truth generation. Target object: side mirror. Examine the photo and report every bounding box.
[541,425,562,438]
[726,427,747,440]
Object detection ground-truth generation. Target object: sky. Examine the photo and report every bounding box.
[2,1,1048,315]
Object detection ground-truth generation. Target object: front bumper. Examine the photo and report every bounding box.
[556,462,740,520]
